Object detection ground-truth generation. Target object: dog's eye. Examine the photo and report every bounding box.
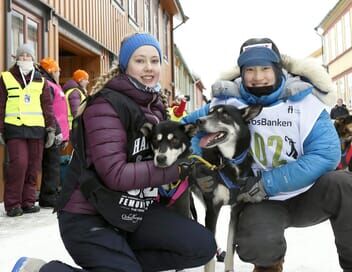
[171,138,180,146]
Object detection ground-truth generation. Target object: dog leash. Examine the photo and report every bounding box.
[187,154,218,170]
[187,154,240,189]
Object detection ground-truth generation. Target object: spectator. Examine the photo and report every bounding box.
[168,94,189,122]
[62,69,89,130]
[38,57,69,208]
[0,43,56,217]
[330,98,349,119]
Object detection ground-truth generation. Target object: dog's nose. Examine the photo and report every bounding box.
[156,154,167,164]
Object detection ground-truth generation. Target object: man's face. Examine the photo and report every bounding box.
[17,53,33,62]
[243,66,276,88]
[337,99,343,106]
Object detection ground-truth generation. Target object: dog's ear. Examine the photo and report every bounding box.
[241,105,262,122]
[140,122,154,137]
[181,123,198,138]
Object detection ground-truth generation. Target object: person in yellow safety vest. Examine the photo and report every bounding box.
[168,94,189,122]
[62,69,89,130]
[0,43,56,217]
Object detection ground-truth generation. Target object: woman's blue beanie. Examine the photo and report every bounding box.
[118,33,162,72]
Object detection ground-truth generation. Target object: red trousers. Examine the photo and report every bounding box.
[4,138,44,211]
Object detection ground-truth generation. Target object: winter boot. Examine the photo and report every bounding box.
[253,258,284,272]
[11,257,46,272]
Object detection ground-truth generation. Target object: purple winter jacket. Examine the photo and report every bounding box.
[63,74,179,214]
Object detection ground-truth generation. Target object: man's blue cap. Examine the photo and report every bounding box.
[237,46,280,68]
[118,33,162,72]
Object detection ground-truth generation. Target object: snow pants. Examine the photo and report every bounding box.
[4,138,43,211]
[235,170,352,271]
[39,144,60,207]
[40,204,217,272]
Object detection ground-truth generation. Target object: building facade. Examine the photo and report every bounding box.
[174,44,206,112]
[316,0,352,108]
[0,0,187,201]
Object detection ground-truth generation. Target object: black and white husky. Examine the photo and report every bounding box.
[150,120,197,219]
[194,104,262,272]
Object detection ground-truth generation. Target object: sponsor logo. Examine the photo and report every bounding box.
[250,118,293,127]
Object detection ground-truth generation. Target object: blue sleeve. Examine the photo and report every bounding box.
[262,110,341,196]
[180,103,210,124]
[180,104,210,155]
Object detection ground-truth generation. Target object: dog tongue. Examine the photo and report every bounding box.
[199,133,219,148]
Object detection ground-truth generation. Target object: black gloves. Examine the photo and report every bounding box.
[237,175,267,203]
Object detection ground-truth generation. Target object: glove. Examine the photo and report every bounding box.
[236,175,267,203]
[45,127,56,148]
[191,162,217,193]
[54,133,63,146]
[0,133,5,145]
[177,157,194,180]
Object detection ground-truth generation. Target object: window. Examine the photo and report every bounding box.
[128,0,138,24]
[11,5,42,62]
[163,12,169,60]
[323,34,329,64]
[329,29,336,61]
[152,0,159,39]
[144,0,151,33]
[347,73,352,108]
[344,11,351,50]
[336,20,343,55]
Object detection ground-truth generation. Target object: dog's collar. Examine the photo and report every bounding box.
[227,148,249,165]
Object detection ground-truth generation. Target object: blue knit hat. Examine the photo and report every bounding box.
[118,33,162,72]
[237,46,280,68]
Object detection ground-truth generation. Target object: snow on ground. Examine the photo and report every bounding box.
[0,200,341,272]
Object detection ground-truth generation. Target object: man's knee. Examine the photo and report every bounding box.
[236,228,286,266]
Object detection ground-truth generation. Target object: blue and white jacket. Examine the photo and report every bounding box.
[182,55,340,200]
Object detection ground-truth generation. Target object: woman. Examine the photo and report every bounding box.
[0,43,56,217]
[12,33,216,272]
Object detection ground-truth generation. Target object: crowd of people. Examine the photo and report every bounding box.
[0,43,89,217]
[3,33,352,272]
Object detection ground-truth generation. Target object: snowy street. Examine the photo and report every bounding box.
[0,202,341,272]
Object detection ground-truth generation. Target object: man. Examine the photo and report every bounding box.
[182,38,352,272]
[330,98,349,119]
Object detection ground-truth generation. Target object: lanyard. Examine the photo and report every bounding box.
[19,68,34,89]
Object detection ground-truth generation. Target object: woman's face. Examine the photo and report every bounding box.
[126,45,161,87]
[243,66,276,88]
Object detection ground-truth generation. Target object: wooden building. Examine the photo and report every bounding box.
[0,0,187,201]
[316,0,352,108]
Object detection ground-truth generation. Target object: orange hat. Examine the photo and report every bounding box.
[73,69,89,82]
[40,58,60,73]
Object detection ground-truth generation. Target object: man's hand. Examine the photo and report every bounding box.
[54,133,63,146]
[237,175,267,203]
